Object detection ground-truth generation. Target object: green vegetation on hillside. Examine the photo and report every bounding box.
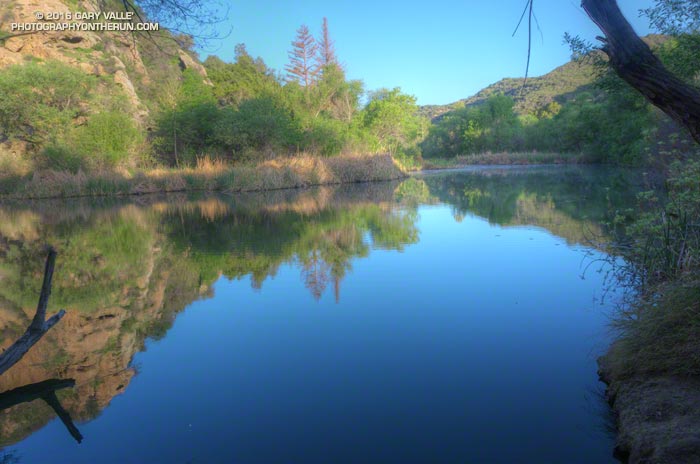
[1,1,696,196]
[418,58,599,121]
[0,11,426,192]
[421,33,697,167]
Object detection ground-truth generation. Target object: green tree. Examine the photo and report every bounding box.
[67,112,145,169]
[204,44,281,106]
[309,63,363,121]
[153,69,221,165]
[362,88,425,154]
[214,96,300,158]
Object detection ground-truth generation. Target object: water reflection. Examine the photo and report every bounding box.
[0,380,82,444]
[419,166,649,245]
[0,167,647,457]
[0,182,418,447]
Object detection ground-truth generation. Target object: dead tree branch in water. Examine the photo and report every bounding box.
[0,379,83,443]
[0,248,66,376]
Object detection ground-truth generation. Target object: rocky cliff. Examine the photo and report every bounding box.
[0,0,209,155]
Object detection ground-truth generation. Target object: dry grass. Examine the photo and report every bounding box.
[421,151,591,170]
[603,275,700,380]
[0,153,406,199]
[0,147,34,177]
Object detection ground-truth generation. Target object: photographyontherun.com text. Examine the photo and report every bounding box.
[11,10,159,32]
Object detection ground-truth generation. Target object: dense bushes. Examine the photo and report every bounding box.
[152,54,427,166]
[604,158,700,378]
[0,61,94,145]
[622,159,700,290]
[216,97,301,157]
[4,22,695,176]
[421,94,522,158]
[0,61,144,171]
[69,112,145,168]
[422,28,699,167]
[422,88,659,165]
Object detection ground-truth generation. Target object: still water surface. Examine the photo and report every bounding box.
[0,166,649,463]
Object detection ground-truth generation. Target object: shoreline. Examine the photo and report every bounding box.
[598,352,700,463]
[597,272,700,463]
[0,154,407,200]
[418,152,592,171]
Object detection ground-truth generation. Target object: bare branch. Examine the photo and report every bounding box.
[0,249,66,376]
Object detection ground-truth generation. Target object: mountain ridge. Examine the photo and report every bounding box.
[419,34,669,121]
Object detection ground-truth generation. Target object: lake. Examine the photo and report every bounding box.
[0,166,650,463]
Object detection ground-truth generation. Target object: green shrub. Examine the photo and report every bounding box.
[0,61,94,145]
[214,97,300,158]
[38,145,87,173]
[302,117,347,156]
[69,112,143,168]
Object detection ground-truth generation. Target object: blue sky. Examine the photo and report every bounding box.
[201,0,655,105]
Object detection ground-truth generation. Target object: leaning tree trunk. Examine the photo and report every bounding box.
[582,0,700,144]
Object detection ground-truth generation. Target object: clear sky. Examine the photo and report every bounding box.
[201,0,655,105]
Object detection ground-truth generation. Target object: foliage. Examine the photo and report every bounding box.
[67,112,145,169]
[619,160,700,291]
[604,160,700,378]
[154,32,426,165]
[642,0,700,34]
[309,63,363,121]
[37,145,87,173]
[422,94,524,158]
[655,34,700,86]
[214,96,300,158]
[0,61,94,145]
[153,69,220,165]
[362,88,427,155]
[204,45,281,106]
[423,66,676,165]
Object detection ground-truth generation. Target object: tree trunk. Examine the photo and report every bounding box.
[581,0,700,144]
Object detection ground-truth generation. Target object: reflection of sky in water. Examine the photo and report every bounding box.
[0,167,652,463]
[3,166,646,463]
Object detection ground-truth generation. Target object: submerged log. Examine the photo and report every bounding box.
[0,248,66,376]
[581,0,700,143]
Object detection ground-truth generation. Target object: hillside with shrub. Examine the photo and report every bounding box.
[0,0,427,197]
[418,58,599,122]
[420,34,698,166]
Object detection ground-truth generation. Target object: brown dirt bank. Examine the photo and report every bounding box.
[598,352,700,463]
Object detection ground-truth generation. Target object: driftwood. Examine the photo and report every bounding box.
[581,0,700,143]
[0,378,83,443]
[0,248,66,376]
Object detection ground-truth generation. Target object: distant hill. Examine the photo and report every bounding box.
[418,60,598,121]
[420,35,668,121]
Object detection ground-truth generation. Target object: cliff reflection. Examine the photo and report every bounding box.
[0,167,644,448]
[0,182,417,446]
